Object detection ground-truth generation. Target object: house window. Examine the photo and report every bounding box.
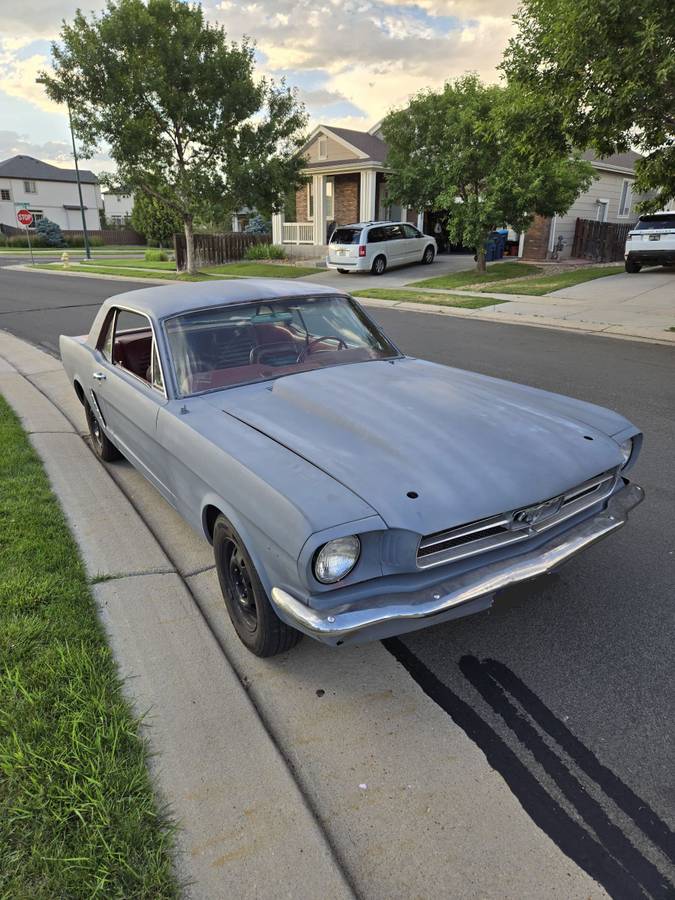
[618,180,633,218]
[29,210,44,225]
[24,180,37,194]
[596,200,609,222]
[0,189,10,201]
[318,137,328,160]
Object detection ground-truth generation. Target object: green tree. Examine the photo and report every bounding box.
[502,0,674,210]
[40,0,306,273]
[130,191,182,246]
[382,75,594,271]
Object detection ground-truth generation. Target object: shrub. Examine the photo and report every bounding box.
[244,242,285,261]
[244,214,272,235]
[65,234,105,247]
[0,235,7,247]
[8,234,48,247]
[145,248,168,262]
[36,218,65,247]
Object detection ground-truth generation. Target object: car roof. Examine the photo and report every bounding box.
[105,278,345,321]
[336,221,407,230]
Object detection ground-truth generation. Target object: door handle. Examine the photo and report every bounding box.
[92,371,106,381]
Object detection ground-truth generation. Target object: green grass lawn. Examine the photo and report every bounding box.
[82,258,177,271]
[34,262,214,282]
[203,262,321,278]
[0,397,177,898]
[354,288,507,309]
[408,261,541,290]
[480,264,624,296]
[0,246,147,255]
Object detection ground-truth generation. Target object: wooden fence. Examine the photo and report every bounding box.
[571,218,634,262]
[174,232,271,270]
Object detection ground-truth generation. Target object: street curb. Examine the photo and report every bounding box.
[5,263,169,285]
[355,295,675,346]
[0,329,355,900]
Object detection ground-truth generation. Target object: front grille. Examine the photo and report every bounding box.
[416,470,617,569]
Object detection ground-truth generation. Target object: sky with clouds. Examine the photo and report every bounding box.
[0,0,518,174]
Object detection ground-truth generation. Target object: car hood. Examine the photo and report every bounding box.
[212,358,631,534]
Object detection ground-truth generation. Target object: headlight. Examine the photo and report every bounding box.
[619,438,634,469]
[314,536,361,584]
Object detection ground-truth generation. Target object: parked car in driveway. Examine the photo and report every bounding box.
[624,211,675,272]
[326,221,437,275]
[60,280,643,657]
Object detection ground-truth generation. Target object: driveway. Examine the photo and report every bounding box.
[299,251,477,290]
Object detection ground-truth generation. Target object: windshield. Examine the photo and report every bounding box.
[636,215,675,230]
[164,295,399,396]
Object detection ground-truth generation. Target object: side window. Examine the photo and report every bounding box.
[368,227,383,243]
[384,225,403,240]
[112,309,154,384]
[98,310,116,361]
[402,224,421,238]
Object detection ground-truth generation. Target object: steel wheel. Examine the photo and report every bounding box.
[85,399,121,462]
[225,541,257,633]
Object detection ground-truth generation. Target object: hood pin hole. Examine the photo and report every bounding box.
[407,491,419,499]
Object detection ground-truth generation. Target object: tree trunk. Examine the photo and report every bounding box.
[183,215,196,275]
[475,244,487,273]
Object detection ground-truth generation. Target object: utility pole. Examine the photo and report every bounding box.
[67,99,92,260]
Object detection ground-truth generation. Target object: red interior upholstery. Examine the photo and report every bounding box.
[114,331,152,380]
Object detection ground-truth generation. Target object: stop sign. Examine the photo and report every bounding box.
[16,209,33,227]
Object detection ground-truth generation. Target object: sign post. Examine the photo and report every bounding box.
[16,209,35,265]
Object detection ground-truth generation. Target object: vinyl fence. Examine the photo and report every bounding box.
[174,232,271,270]
[571,218,634,262]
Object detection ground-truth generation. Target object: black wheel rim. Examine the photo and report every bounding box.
[224,541,257,632]
[88,406,104,452]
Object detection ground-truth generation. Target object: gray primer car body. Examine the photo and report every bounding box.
[60,279,644,646]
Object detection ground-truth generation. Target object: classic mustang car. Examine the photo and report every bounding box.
[60,280,644,656]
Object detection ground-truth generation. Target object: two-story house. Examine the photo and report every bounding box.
[0,155,102,233]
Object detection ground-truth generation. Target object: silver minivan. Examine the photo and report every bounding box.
[326,221,437,275]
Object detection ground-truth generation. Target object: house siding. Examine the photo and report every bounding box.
[0,176,102,232]
[305,134,360,164]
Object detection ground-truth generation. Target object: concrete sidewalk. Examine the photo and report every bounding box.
[0,328,609,899]
[0,329,353,900]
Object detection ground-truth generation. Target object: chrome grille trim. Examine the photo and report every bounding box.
[417,470,618,569]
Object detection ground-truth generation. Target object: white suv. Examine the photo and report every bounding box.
[624,211,675,272]
[326,221,437,275]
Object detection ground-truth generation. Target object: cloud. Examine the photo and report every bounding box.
[0,130,113,172]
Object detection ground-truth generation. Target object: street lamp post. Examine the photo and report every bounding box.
[66,99,92,260]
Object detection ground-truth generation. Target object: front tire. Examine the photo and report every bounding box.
[85,399,121,462]
[213,516,302,657]
[371,255,387,276]
[422,245,435,264]
[625,258,641,273]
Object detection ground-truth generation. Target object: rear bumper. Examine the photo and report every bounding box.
[271,482,644,646]
[326,257,370,271]
[626,249,675,265]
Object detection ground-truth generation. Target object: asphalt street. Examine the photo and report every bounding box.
[1,265,673,897]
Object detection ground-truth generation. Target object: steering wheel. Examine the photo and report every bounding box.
[297,336,347,362]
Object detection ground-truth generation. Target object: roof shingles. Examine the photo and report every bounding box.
[0,155,98,184]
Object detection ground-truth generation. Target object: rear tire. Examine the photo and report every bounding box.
[371,255,387,276]
[422,245,435,264]
[85,399,121,462]
[213,515,302,657]
[625,259,641,273]
[337,268,349,274]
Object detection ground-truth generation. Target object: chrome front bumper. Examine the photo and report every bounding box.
[271,482,644,646]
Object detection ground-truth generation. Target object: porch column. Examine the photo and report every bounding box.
[312,174,326,245]
[272,210,284,244]
[416,211,424,232]
[359,170,376,222]
[231,214,240,233]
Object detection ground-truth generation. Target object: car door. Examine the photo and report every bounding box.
[402,223,425,261]
[382,224,405,264]
[89,306,174,501]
